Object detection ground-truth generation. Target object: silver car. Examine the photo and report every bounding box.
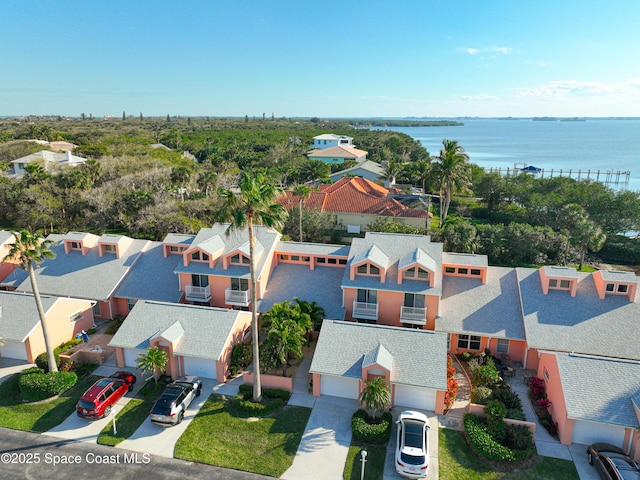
[395,410,430,478]
[150,376,202,426]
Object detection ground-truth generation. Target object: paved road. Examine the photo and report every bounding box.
[0,427,273,480]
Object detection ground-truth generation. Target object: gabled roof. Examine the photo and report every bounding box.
[0,291,58,342]
[330,160,384,179]
[163,233,195,246]
[10,150,86,167]
[306,145,367,159]
[342,232,443,296]
[442,252,488,267]
[186,234,225,256]
[518,267,640,360]
[362,343,393,371]
[555,353,640,428]
[109,300,247,361]
[279,177,427,219]
[398,247,437,273]
[313,134,353,141]
[310,320,447,390]
[597,269,639,283]
[437,266,525,340]
[542,266,579,279]
[0,231,15,246]
[351,244,388,270]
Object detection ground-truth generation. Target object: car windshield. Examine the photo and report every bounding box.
[152,398,175,415]
[403,422,425,449]
[609,458,640,480]
[78,400,96,409]
[400,452,426,465]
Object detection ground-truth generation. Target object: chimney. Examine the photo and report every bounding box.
[66,150,73,163]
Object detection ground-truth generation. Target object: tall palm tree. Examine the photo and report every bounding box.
[292,185,311,242]
[2,231,57,372]
[434,140,471,227]
[216,172,287,401]
[293,298,326,333]
[381,161,403,187]
[299,159,330,183]
[359,377,391,421]
[136,346,169,383]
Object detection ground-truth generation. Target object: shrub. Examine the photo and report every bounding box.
[528,376,546,400]
[464,414,516,462]
[504,424,534,451]
[229,342,252,375]
[35,351,60,372]
[74,362,98,377]
[470,386,493,405]
[472,364,500,388]
[490,389,523,411]
[484,399,507,442]
[54,338,82,354]
[536,398,552,410]
[105,314,126,334]
[237,385,291,402]
[237,398,284,416]
[18,369,78,401]
[351,409,393,444]
[505,408,526,421]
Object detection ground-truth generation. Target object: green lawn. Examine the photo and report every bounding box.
[343,439,386,480]
[97,380,165,446]
[439,428,580,480]
[174,395,311,477]
[0,374,98,432]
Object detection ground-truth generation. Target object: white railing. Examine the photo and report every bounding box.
[400,305,427,325]
[225,288,250,305]
[353,301,378,319]
[185,285,211,301]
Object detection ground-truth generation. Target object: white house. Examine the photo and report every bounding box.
[10,150,87,175]
[310,134,354,150]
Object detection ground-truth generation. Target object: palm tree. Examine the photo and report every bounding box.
[216,172,288,401]
[292,185,311,242]
[560,204,606,270]
[266,317,307,376]
[136,346,168,383]
[359,377,391,421]
[294,298,326,333]
[434,140,471,227]
[2,231,57,372]
[299,159,330,183]
[381,161,403,187]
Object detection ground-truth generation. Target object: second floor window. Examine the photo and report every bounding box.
[356,263,380,276]
[191,251,210,262]
[403,293,425,308]
[357,289,377,304]
[230,253,250,265]
[404,267,429,280]
[192,274,209,287]
[231,278,249,291]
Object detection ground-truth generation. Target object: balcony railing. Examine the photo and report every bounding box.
[225,288,250,306]
[400,305,427,325]
[185,285,211,302]
[353,301,378,320]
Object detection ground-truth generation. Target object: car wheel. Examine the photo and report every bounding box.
[128,383,134,392]
[177,411,184,424]
[196,385,201,397]
[587,452,593,465]
[104,405,112,418]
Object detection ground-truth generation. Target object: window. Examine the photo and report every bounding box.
[445,266,455,274]
[404,293,425,308]
[127,298,136,311]
[69,311,83,322]
[291,255,300,261]
[169,245,179,253]
[338,259,347,265]
[606,283,615,292]
[457,334,481,350]
[231,278,249,291]
[357,264,367,274]
[191,251,201,261]
[104,244,116,253]
[549,279,558,287]
[202,253,210,261]
[447,333,451,351]
[279,254,289,261]
[618,284,628,293]
[369,265,380,275]
[559,279,570,288]
[356,263,380,276]
[92,303,101,317]
[404,267,429,280]
[327,258,337,264]
[496,338,509,354]
[70,241,81,250]
[317,257,326,264]
[470,269,481,276]
[302,256,310,263]
[543,368,550,381]
[191,274,209,287]
[356,289,377,304]
[458,268,468,275]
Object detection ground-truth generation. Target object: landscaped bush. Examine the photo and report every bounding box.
[35,352,60,372]
[504,424,534,451]
[464,413,516,462]
[527,376,558,436]
[229,342,252,376]
[472,363,500,388]
[484,399,507,442]
[18,368,78,401]
[470,386,493,405]
[237,385,291,402]
[351,409,393,444]
[490,388,523,411]
[444,356,459,412]
[55,338,82,353]
[105,314,126,334]
[528,376,546,400]
[505,408,526,421]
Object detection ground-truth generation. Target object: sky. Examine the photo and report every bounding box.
[1,0,639,118]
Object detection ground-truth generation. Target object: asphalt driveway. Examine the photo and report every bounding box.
[116,377,217,458]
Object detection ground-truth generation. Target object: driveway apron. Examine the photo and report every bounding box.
[281,395,358,480]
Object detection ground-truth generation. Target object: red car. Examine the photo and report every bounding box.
[76,371,136,419]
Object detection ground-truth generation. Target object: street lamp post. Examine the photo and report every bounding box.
[111,408,117,435]
[360,449,367,480]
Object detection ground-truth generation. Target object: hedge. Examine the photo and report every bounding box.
[464,413,517,462]
[35,352,61,373]
[18,369,78,401]
[351,409,393,444]
[238,384,291,402]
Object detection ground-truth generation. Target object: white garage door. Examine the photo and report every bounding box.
[123,348,147,369]
[572,420,626,447]
[183,356,217,380]
[321,375,360,399]
[394,384,436,411]
[0,340,28,361]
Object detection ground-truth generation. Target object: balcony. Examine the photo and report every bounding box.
[185,285,211,303]
[352,301,378,320]
[400,305,427,325]
[225,288,250,306]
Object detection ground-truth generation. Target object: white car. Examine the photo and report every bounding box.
[395,411,430,478]
[149,376,202,426]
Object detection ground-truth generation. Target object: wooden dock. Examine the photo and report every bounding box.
[484,167,631,186]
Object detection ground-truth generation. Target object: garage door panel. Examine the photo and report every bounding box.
[394,384,436,411]
[123,348,147,369]
[321,375,359,399]
[183,357,217,379]
[572,421,625,447]
[0,341,28,361]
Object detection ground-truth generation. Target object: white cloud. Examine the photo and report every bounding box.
[462,46,512,56]
[460,94,498,101]
[512,78,640,100]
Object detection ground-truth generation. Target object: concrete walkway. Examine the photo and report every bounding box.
[0,358,35,383]
[287,346,316,408]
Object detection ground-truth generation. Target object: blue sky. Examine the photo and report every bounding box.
[1,0,639,118]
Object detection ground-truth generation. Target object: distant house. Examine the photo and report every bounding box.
[329,160,387,185]
[0,231,17,282]
[10,150,86,175]
[48,141,77,152]
[306,145,368,164]
[279,176,428,232]
[310,134,355,150]
[0,291,94,362]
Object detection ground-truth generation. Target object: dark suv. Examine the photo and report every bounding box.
[149,376,202,426]
[587,443,640,480]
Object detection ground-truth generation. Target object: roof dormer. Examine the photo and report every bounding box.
[442,252,488,284]
[398,248,436,287]
[350,245,388,282]
[63,232,99,255]
[361,343,393,382]
[592,270,638,302]
[539,266,578,296]
[162,233,194,257]
[98,234,133,259]
[183,235,224,269]
[223,239,263,270]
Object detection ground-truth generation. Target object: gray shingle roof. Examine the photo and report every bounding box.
[113,243,183,303]
[437,267,525,340]
[13,234,150,301]
[257,264,346,320]
[352,244,389,269]
[442,252,488,267]
[310,320,448,390]
[109,300,247,360]
[276,241,350,257]
[555,353,640,428]
[342,232,443,296]
[163,233,195,246]
[0,231,15,246]
[362,343,393,371]
[518,268,640,360]
[542,266,579,278]
[598,269,638,283]
[398,248,437,272]
[0,291,58,342]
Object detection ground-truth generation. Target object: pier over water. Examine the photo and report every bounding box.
[484,166,631,186]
